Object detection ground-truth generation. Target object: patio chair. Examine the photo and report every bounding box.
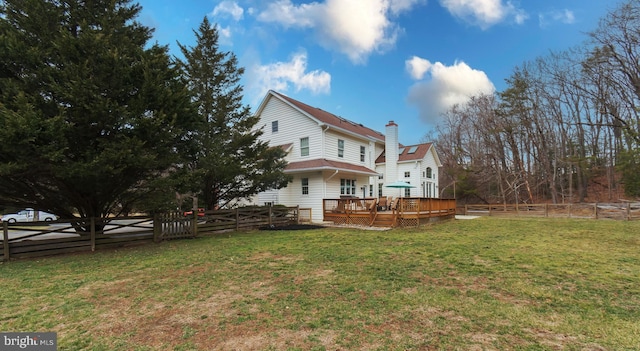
[384,197,395,211]
[368,198,379,212]
[389,197,398,211]
[377,196,388,211]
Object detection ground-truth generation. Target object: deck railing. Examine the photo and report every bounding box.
[323,197,456,227]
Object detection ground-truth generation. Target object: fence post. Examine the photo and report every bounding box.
[627,203,631,221]
[192,211,198,238]
[544,203,548,218]
[594,203,598,219]
[235,208,240,231]
[153,213,161,243]
[90,217,96,252]
[268,206,273,226]
[3,221,9,261]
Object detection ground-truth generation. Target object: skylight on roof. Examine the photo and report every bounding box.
[408,146,418,154]
[398,147,405,155]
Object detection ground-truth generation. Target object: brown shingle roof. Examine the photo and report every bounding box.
[272,91,385,141]
[375,143,432,164]
[285,158,379,176]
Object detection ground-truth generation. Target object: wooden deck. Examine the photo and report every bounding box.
[323,197,456,228]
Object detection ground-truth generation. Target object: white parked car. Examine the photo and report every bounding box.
[1,208,58,223]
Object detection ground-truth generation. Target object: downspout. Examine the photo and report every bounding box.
[325,170,339,198]
[321,123,332,198]
[321,124,329,158]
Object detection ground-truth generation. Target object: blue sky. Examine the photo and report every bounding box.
[135,0,619,145]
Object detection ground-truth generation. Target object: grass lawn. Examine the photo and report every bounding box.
[1,217,639,350]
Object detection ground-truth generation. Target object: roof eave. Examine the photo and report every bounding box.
[323,124,385,143]
[285,166,379,176]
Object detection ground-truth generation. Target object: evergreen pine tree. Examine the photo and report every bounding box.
[0,0,197,224]
[177,17,290,210]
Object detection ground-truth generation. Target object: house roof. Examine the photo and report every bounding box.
[285,158,380,176]
[375,142,434,164]
[269,91,386,142]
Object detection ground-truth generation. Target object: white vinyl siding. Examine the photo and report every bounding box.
[422,148,440,198]
[324,131,368,164]
[397,163,419,197]
[256,96,323,162]
[279,174,325,222]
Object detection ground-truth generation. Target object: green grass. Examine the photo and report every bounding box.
[1,217,639,350]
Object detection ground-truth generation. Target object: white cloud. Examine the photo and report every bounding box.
[405,58,495,124]
[539,9,575,28]
[257,0,424,64]
[217,25,232,45]
[439,0,528,29]
[248,51,331,100]
[406,56,433,80]
[212,1,244,21]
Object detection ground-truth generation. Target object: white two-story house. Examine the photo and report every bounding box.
[252,90,441,222]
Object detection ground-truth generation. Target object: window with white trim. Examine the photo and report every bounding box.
[360,146,366,162]
[300,137,309,156]
[272,120,278,133]
[340,179,356,195]
[338,139,344,158]
[426,167,432,178]
[404,171,410,178]
[301,178,309,195]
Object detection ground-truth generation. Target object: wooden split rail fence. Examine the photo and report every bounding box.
[1,206,299,261]
[463,203,640,220]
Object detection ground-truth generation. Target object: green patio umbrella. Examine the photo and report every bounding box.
[385,180,416,197]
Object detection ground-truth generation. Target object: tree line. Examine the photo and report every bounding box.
[0,0,291,227]
[435,0,640,204]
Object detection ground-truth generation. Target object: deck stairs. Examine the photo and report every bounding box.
[371,212,395,227]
